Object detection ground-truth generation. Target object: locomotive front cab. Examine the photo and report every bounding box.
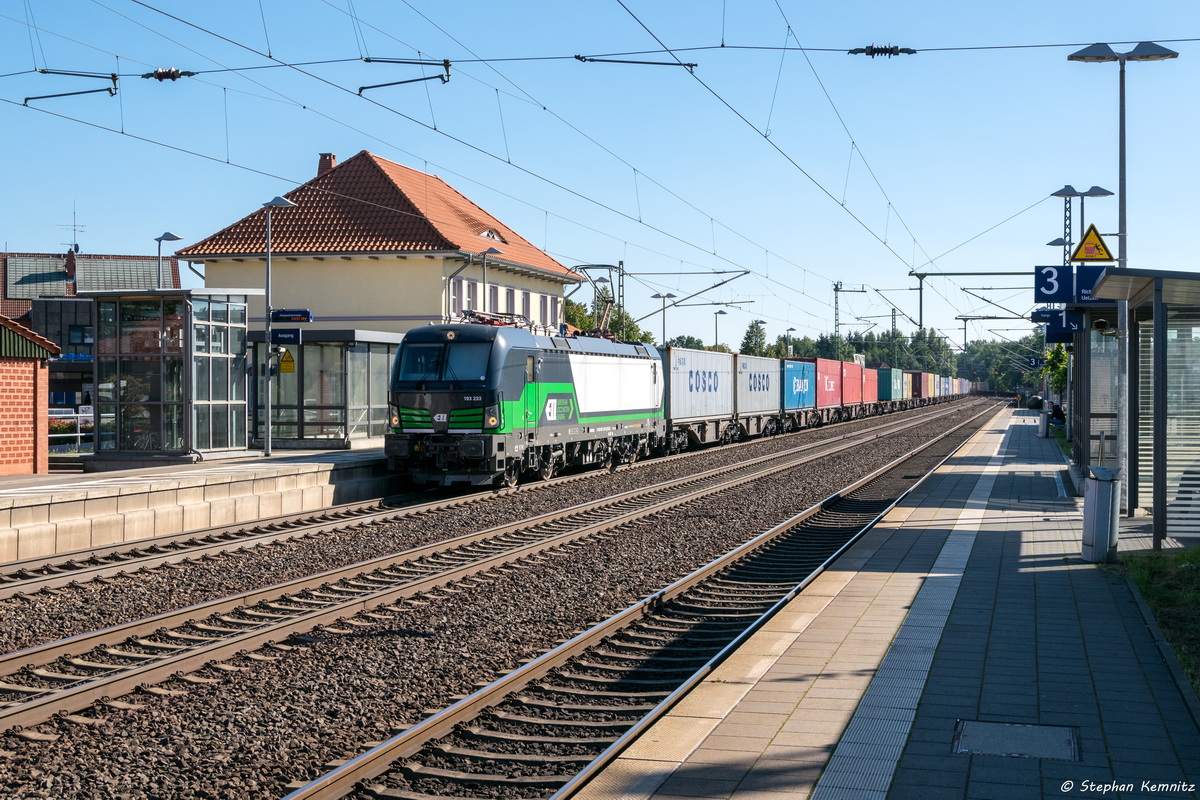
[385,325,512,485]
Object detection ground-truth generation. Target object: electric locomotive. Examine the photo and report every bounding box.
[385,316,665,486]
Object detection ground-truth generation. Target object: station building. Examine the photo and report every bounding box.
[176,151,582,335]
[175,151,582,449]
[0,251,181,417]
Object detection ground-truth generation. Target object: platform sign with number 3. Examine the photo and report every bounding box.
[1034,265,1073,303]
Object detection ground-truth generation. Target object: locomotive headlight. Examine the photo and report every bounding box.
[390,412,400,427]
[484,403,500,428]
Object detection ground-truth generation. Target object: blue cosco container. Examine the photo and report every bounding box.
[782,360,817,411]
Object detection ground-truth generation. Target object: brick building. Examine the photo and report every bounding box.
[0,314,61,474]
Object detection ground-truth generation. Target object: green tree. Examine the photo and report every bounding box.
[739,321,768,356]
[1043,343,1068,396]
[666,335,705,349]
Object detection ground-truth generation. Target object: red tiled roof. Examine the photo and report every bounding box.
[178,151,578,281]
[0,313,61,355]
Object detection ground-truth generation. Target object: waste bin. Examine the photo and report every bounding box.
[1082,466,1120,563]
[1038,410,1049,438]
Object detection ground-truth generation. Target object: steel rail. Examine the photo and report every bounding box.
[0,406,976,734]
[277,403,1004,799]
[0,400,978,600]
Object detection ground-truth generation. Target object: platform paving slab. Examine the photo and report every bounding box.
[575,409,1200,800]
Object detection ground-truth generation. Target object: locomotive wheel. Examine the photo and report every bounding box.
[538,457,557,481]
[501,461,520,488]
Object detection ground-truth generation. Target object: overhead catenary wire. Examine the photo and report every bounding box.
[8,1,809,313]
[111,0,838,315]
[4,4,1113,342]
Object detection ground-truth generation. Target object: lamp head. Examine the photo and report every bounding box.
[715,309,727,316]
[263,196,297,209]
[1050,185,1081,198]
[1068,43,1120,62]
[1126,42,1179,61]
[1082,185,1114,197]
[155,231,182,243]
[1046,238,1071,247]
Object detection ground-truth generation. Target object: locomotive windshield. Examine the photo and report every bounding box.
[394,341,491,386]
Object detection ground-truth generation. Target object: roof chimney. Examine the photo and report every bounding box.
[318,153,338,176]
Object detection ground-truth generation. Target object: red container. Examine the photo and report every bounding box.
[862,368,878,404]
[842,362,863,406]
[800,358,842,408]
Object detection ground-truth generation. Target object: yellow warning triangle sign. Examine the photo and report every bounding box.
[1071,224,1114,262]
[279,349,296,374]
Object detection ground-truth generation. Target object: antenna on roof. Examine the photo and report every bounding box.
[58,202,86,254]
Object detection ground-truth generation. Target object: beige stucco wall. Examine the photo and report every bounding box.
[202,255,570,335]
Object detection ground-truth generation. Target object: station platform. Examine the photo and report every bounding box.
[578,409,1200,800]
[0,449,398,564]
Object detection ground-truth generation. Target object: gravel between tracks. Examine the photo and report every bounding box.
[0,402,986,655]
[0,405,993,800]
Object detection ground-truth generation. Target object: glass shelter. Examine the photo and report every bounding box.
[82,289,258,469]
[248,329,403,448]
[1091,268,1200,545]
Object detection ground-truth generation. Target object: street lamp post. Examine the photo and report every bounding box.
[714,309,727,348]
[1068,41,1177,507]
[154,232,182,289]
[262,196,296,457]
[786,327,796,357]
[651,292,676,345]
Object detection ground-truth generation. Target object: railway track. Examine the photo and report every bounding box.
[279,403,1000,800]
[0,404,980,737]
[0,401,974,602]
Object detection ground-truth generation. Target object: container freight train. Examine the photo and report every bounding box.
[385,321,967,487]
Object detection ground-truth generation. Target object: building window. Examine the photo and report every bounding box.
[489,285,500,314]
[539,295,548,326]
[68,325,94,345]
[522,291,531,321]
[505,288,515,315]
[466,281,478,311]
[451,279,463,315]
[550,297,560,328]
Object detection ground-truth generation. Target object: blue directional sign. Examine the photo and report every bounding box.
[1045,327,1075,344]
[271,328,302,345]
[1051,309,1084,332]
[1075,264,1109,304]
[271,308,314,323]
[1043,308,1084,344]
[1028,357,1046,368]
[1031,307,1056,322]
[1034,265,1073,303]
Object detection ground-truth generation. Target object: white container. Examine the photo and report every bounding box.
[662,347,734,422]
[736,354,782,416]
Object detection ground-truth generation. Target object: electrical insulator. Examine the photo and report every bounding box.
[848,44,916,58]
[143,67,196,81]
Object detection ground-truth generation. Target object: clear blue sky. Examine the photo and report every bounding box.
[3,1,1198,349]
